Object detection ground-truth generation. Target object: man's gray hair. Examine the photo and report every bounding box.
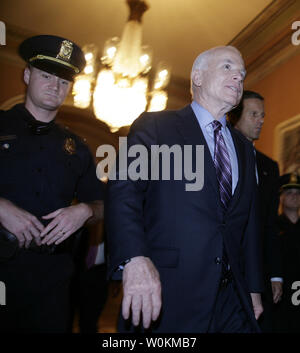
[190,45,240,97]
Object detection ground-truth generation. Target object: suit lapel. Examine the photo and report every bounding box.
[174,106,248,213]
[174,105,219,197]
[255,150,265,186]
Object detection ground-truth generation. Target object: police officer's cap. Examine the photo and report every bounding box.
[279,172,300,193]
[19,35,86,82]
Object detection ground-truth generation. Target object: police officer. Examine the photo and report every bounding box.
[0,35,104,332]
[273,172,300,332]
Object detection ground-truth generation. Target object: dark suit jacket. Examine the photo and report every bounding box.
[256,150,283,281]
[106,105,263,333]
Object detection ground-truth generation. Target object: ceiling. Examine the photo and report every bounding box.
[0,0,273,80]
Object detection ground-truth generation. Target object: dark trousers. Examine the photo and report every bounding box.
[69,263,108,333]
[0,251,74,333]
[258,284,275,332]
[208,279,257,333]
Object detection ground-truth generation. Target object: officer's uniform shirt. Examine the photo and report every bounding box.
[0,103,103,220]
[0,103,104,332]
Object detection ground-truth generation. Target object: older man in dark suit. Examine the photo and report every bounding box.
[106,46,263,333]
[228,90,283,332]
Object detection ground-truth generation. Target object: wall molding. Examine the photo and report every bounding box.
[229,0,300,88]
[1,1,300,108]
[274,113,300,173]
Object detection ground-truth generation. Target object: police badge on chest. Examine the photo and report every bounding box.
[63,137,76,155]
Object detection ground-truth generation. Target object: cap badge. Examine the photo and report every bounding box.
[63,137,76,155]
[56,40,73,62]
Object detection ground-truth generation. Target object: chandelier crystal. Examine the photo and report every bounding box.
[72,0,171,132]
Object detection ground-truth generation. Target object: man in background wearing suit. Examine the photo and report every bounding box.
[107,46,264,333]
[228,90,283,332]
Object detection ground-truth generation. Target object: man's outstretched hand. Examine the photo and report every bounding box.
[122,256,162,329]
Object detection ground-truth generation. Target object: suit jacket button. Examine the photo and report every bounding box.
[215,257,221,264]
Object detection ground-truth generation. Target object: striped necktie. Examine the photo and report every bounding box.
[212,120,232,277]
[211,120,232,210]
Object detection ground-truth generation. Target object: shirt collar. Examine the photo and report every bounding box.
[14,103,55,135]
[191,100,227,129]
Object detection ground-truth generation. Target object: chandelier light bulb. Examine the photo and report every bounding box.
[148,91,168,112]
[85,52,93,61]
[84,65,94,75]
[101,37,120,66]
[72,75,92,109]
[107,46,117,60]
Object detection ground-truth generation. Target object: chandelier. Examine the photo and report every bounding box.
[72,0,171,132]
